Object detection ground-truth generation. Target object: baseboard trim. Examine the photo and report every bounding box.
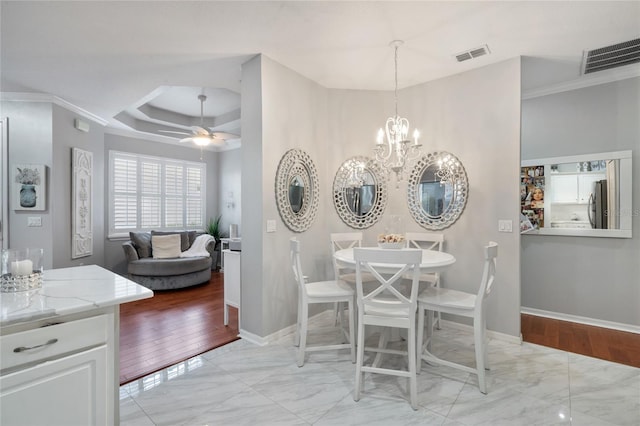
[439,319,523,345]
[521,307,640,335]
[238,329,269,346]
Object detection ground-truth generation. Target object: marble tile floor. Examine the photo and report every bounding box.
[120,313,640,426]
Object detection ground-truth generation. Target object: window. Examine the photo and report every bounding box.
[109,151,206,237]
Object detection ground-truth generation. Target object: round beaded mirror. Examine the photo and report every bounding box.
[407,151,468,230]
[333,156,387,229]
[275,149,319,232]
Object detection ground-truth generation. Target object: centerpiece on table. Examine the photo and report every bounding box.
[377,233,405,249]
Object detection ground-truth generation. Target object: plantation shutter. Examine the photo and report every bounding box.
[112,154,137,230]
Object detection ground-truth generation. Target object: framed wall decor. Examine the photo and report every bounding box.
[72,148,93,259]
[13,164,46,211]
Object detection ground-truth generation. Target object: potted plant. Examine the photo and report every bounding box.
[206,215,225,270]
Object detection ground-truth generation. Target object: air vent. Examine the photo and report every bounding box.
[455,45,490,62]
[582,38,640,74]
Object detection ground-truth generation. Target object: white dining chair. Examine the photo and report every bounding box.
[353,247,422,410]
[290,238,355,367]
[405,232,445,330]
[329,232,374,324]
[416,241,498,394]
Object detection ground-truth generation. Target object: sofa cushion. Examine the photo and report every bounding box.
[151,230,191,251]
[152,234,182,259]
[128,256,212,276]
[130,232,152,258]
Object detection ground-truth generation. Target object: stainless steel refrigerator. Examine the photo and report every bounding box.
[588,179,608,229]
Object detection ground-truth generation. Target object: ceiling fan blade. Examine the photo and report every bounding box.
[159,130,192,136]
[211,132,240,140]
[179,137,194,143]
[191,126,210,136]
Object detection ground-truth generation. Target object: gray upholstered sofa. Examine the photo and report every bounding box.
[122,230,215,290]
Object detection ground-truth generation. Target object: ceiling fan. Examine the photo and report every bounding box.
[159,94,238,146]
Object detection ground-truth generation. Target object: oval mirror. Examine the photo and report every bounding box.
[407,151,468,230]
[275,149,319,232]
[333,156,387,229]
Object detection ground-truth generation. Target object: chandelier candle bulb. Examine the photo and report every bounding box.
[376,129,384,145]
[413,130,420,146]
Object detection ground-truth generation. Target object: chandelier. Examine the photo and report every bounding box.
[374,40,422,185]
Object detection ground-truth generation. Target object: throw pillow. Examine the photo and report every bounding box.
[151,234,182,259]
[130,232,152,258]
[151,230,190,252]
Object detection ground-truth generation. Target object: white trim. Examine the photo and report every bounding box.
[238,329,269,346]
[521,307,640,335]
[521,150,632,167]
[0,92,109,126]
[522,64,640,100]
[438,319,523,345]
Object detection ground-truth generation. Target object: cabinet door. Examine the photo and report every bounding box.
[1,345,110,426]
[550,175,578,202]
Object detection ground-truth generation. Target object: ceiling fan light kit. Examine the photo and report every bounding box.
[159,94,239,147]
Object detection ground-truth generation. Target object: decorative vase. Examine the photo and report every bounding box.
[20,184,37,208]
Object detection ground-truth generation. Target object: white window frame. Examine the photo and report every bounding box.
[108,150,206,238]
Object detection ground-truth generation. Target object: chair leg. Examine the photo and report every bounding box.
[473,318,487,394]
[354,314,365,402]
[416,306,425,374]
[408,322,418,410]
[348,298,356,363]
[294,297,301,347]
[297,301,308,367]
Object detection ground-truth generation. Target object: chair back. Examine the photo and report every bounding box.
[290,238,306,292]
[477,241,498,302]
[354,248,422,316]
[404,232,444,251]
[330,232,363,279]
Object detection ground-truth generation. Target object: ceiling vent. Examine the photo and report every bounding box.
[455,45,490,63]
[582,38,640,75]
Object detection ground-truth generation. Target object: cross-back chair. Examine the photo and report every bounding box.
[416,241,498,394]
[353,247,423,410]
[290,238,355,367]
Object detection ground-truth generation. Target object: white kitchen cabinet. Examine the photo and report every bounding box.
[1,345,109,426]
[1,265,153,426]
[223,249,241,326]
[550,173,605,204]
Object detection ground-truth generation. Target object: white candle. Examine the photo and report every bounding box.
[11,259,33,276]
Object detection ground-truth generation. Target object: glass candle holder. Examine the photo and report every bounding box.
[1,248,44,292]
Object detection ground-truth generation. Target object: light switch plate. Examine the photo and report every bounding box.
[266,219,277,233]
[27,216,42,227]
[498,219,513,232]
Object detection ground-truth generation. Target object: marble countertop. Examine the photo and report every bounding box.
[1,265,153,326]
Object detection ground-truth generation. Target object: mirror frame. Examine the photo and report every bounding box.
[333,156,387,229]
[407,151,469,230]
[521,150,632,238]
[275,148,319,232]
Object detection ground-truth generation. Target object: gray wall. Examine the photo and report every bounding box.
[240,56,522,339]
[2,100,105,269]
[521,77,640,326]
[218,148,241,237]
[102,132,219,275]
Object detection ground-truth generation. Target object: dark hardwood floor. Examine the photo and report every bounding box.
[521,313,640,368]
[119,272,239,385]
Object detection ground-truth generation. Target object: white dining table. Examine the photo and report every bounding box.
[333,247,456,273]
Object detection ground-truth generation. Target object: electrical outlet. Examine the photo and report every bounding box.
[266,219,277,233]
[498,219,512,233]
[27,216,42,227]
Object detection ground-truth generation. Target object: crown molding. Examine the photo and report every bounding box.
[522,65,640,100]
[105,126,240,152]
[0,92,109,126]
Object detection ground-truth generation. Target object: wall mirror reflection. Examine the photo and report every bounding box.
[520,150,632,238]
[333,156,387,229]
[407,151,468,230]
[275,149,319,232]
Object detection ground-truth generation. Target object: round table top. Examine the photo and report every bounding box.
[333,247,456,272]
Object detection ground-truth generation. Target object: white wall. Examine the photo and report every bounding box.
[218,148,241,237]
[521,77,640,327]
[241,56,522,339]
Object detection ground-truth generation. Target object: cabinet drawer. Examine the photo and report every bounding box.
[1,315,109,372]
